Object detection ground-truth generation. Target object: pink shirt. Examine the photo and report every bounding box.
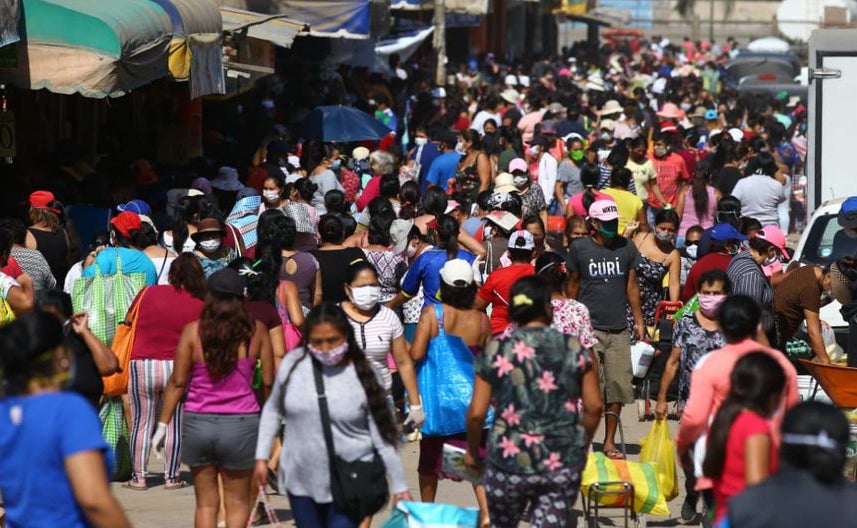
[185,357,260,414]
[676,339,799,454]
[517,110,546,145]
[679,186,717,234]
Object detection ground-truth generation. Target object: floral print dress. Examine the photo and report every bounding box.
[550,298,599,349]
[475,327,590,475]
[626,253,668,342]
[673,313,725,411]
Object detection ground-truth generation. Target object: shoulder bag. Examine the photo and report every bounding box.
[312,359,389,521]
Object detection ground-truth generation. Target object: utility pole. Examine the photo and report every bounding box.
[434,0,446,86]
[709,0,714,43]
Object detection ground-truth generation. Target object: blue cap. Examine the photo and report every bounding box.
[711,223,748,242]
[839,197,857,229]
[116,199,151,216]
[704,109,718,121]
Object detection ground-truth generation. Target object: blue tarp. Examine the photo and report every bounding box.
[277,0,370,39]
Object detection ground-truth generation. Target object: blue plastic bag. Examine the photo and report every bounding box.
[415,304,492,436]
[382,501,479,528]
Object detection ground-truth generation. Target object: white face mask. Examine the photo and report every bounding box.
[455,141,467,154]
[406,243,418,258]
[262,190,280,203]
[528,145,540,156]
[414,137,428,146]
[349,285,381,310]
[199,239,221,252]
[680,102,692,111]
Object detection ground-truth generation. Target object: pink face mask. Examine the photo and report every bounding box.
[698,294,726,318]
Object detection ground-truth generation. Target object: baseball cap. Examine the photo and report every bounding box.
[508,158,528,174]
[756,226,789,258]
[727,128,744,142]
[710,223,748,242]
[29,190,59,213]
[660,121,679,134]
[508,230,536,251]
[352,146,370,161]
[116,199,152,216]
[439,259,475,287]
[389,219,414,254]
[110,211,142,238]
[207,268,245,298]
[493,173,517,194]
[588,200,619,221]
[704,109,718,121]
[838,197,857,229]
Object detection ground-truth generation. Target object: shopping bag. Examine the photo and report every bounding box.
[276,280,303,351]
[0,295,15,326]
[382,501,479,528]
[102,287,149,397]
[416,304,491,436]
[639,420,679,502]
[580,452,670,516]
[98,396,131,482]
[72,255,147,346]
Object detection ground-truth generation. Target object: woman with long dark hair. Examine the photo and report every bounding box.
[703,352,786,525]
[565,163,613,218]
[312,215,367,304]
[676,167,719,246]
[125,254,206,490]
[457,129,492,197]
[0,312,132,527]
[163,193,215,254]
[157,269,273,527]
[257,210,319,313]
[254,303,411,527]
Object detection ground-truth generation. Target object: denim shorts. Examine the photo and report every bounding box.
[182,412,260,470]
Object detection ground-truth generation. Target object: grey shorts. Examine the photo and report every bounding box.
[592,329,634,405]
[182,412,260,470]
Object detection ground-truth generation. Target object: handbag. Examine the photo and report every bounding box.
[312,359,389,521]
[99,396,132,482]
[276,280,302,350]
[102,287,149,397]
[416,304,489,436]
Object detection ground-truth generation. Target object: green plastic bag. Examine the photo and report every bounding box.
[673,294,699,322]
[72,255,147,346]
[99,396,132,482]
[640,419,679,502]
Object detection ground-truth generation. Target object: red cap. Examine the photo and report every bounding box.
[29,191,60,214]
[110,211,142,237]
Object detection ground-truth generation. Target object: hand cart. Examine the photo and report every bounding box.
[635,301,683,421]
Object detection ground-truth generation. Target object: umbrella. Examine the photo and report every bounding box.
[297,105,392,142]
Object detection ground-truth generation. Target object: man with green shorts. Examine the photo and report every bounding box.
[567,200,644,459]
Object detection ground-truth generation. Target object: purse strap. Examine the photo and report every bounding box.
[312,359,339,474]
[434,303,445,336]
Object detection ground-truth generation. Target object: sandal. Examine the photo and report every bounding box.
[603,448,626,460]
[121,481,148,491]
[164,480,190,490]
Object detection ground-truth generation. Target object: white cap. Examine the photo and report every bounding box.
[727,128,744,142]
[508,230,535,251]
[504,74,518,86]
[440,259,475,287]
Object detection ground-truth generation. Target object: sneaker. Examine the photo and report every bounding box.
[681,495,697,523]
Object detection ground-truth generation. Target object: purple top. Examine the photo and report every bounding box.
[185,356,259,414]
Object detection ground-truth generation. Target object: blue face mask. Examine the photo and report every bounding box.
[331,159,342,170]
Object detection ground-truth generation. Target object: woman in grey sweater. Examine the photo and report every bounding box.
[254,303,411,526]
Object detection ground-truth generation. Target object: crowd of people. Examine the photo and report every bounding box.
[2,33,857,528]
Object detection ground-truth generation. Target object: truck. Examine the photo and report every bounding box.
[807,29,857,217]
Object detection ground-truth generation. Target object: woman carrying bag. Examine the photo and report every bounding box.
[254,303,410,527]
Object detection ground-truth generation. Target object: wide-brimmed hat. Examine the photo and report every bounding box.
[657,102,684,119]
[493,172,517,194]
[600,99,623,116]
[211,166,244,192]
[190,218,225,242]
[500,88,520,105]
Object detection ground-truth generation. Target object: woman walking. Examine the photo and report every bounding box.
[125,254,206,490]
[254,303,411,527]
[25,190,75,284]
[156,268,273,528]
[465,276,602,528]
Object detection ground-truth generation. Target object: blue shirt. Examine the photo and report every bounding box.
[409,142,441,192]
[82,247,158,285]
[425,151,461,191]
[401,248,476,308]
[0,392,110,527]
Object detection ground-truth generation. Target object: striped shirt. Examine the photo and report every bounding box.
[345,305,404,393]
[726,251,775,330]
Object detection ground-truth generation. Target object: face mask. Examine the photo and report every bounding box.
[406,242,418,258]
[199,239,221,252]
[330,159,342,170]
[570,150,584,161]
[349,285,381,310]
[309,341,349,366]
[653,146,668,158]
[763,255,779,267]
[262,190,280,203]
[600,132,613,142]
[698,293,726,317]
[655,229,677,244]
[727,244,740,256]
[597,220,619,238]
[513,175,528,188]
[685,244,698,259]
[528,145,540,156]
[455,141,467,154]
[414,137,428,146]
[680,102,692,112]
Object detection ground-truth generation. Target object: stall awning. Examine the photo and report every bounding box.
[5,0,172,98]
[277,0,370,39]
[220,6,308,49]
[152,0,224,98]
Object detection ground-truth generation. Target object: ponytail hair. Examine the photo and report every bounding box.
[580,164,600,214]
[434,214,460,260]
[399,181,421,220]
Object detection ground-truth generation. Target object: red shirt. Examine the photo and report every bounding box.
[130,285,204,361]
[682,252,732,302]
[357,175,381,211]
[649,153,690,208]
[713,410,779,524]
[2,257,22,279]
[478,264,535,334]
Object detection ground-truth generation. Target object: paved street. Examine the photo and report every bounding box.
[115,405,694,527]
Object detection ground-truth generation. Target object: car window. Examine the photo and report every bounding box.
[801,213,857,266]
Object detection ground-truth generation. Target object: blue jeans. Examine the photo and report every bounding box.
[289,494,355,528]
